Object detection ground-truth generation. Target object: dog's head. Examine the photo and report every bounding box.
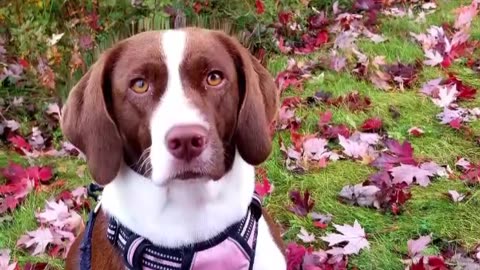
[60,28,279,186]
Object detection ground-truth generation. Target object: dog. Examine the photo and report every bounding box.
[61,27,286,270]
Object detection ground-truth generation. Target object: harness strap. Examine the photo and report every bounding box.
[80,188,263,270]
[79,199,102,270]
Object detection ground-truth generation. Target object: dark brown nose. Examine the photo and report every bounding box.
[165,125,208,161]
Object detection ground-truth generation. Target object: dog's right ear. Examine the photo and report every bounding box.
[60,47,123,186]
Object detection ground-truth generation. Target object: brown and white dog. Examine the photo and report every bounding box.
[61,28,286,269]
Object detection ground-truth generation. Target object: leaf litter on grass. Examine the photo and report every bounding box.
[273,0,480,269]
[2,0,480,269]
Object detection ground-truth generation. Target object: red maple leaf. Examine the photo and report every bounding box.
[313,221,328,229]
[288,189,315,216]
[449,118,462,129]
[360,117,383,132]
[26,166,53,186]
[8,135,32,153]
[459,163,480,185]
[18,59,30,68]
[445,75,477,100]
[193,2,203,13]
[23,262,49,270]
[314,31,329,46]
[255,0,265,14]
[408,127,425,137]
[282,97,303,107]
[286,243,310,270]
[318,111,333,126]
[86,12,101,31]
[372,139,416,169]
[255,168,273,198]
[308,13,329,30]
[290,130,304,152]
[278,11,293,25]
[330,92,372,112]
[321,124,351,139]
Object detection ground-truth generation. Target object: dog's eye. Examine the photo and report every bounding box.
[206,71,224,87]
[131,79,149,93]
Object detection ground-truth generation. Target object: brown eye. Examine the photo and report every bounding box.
[206,71,224,87]
[131,79,149,93]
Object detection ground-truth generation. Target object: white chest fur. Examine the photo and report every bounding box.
[100,153,286,269]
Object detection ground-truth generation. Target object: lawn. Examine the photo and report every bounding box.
[1,0,479,269]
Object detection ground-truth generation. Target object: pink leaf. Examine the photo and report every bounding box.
[320,220,369,255]
[454,2,479,30]
[338,135,373,160]
[390,164,433,187]
[318,111,332,126]
[338,183,380,208]
[16,228,57,256]
[447,190,466,202]
[297,227,316,243]
[0,249,17,270]
[408,235,432,258]
[424,50,444,66]
[35,200,70,226]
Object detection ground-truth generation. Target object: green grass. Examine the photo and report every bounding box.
[263,0,480,269]
[1,0,480,269]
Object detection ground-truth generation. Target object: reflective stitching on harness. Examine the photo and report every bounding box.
[79,193,263,270]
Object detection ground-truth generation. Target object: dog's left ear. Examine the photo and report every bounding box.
[215,32,279,165]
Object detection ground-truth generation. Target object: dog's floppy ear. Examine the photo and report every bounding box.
[215,32,279,165]
[60,47,123,185]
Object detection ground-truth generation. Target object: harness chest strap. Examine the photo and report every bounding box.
[80,193,263,270]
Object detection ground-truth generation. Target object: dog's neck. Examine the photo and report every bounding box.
[100,151,255,248]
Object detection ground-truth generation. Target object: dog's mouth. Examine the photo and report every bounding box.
[169,170,208,181]
[164,161,224,182]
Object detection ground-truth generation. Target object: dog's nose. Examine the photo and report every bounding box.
[165,125,208,161]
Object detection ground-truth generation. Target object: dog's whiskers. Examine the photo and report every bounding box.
[133,147,152,176]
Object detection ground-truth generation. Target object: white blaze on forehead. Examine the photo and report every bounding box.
[149,30,209,185]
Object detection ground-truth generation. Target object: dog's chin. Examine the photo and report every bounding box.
[151,167,225,186]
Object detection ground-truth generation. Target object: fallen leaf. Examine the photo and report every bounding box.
[47,33,65,46]
[446,190,467,202]
[360,117,383,132]
[338,183,380,208]
[454,2,479,30]
[288,189,315,217]
[286,243,308,270]
[310,212,333,225]
[321,220,370,255]
[408,127,424,137]
[390,164,433,187]
[16,228,56,256]
[432,85,458,108]
[424,50,444,66]
[297,227,316,243]
[449,118,462,129]
[255,169,274,198]
[408,235,432,258]
[0,249,17,270]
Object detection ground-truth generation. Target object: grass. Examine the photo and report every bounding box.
[263,0,480,269]
[1,0,480,269]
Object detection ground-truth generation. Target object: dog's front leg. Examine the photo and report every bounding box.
[253,217,287,270]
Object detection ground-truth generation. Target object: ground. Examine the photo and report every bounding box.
[0,0,479,269]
